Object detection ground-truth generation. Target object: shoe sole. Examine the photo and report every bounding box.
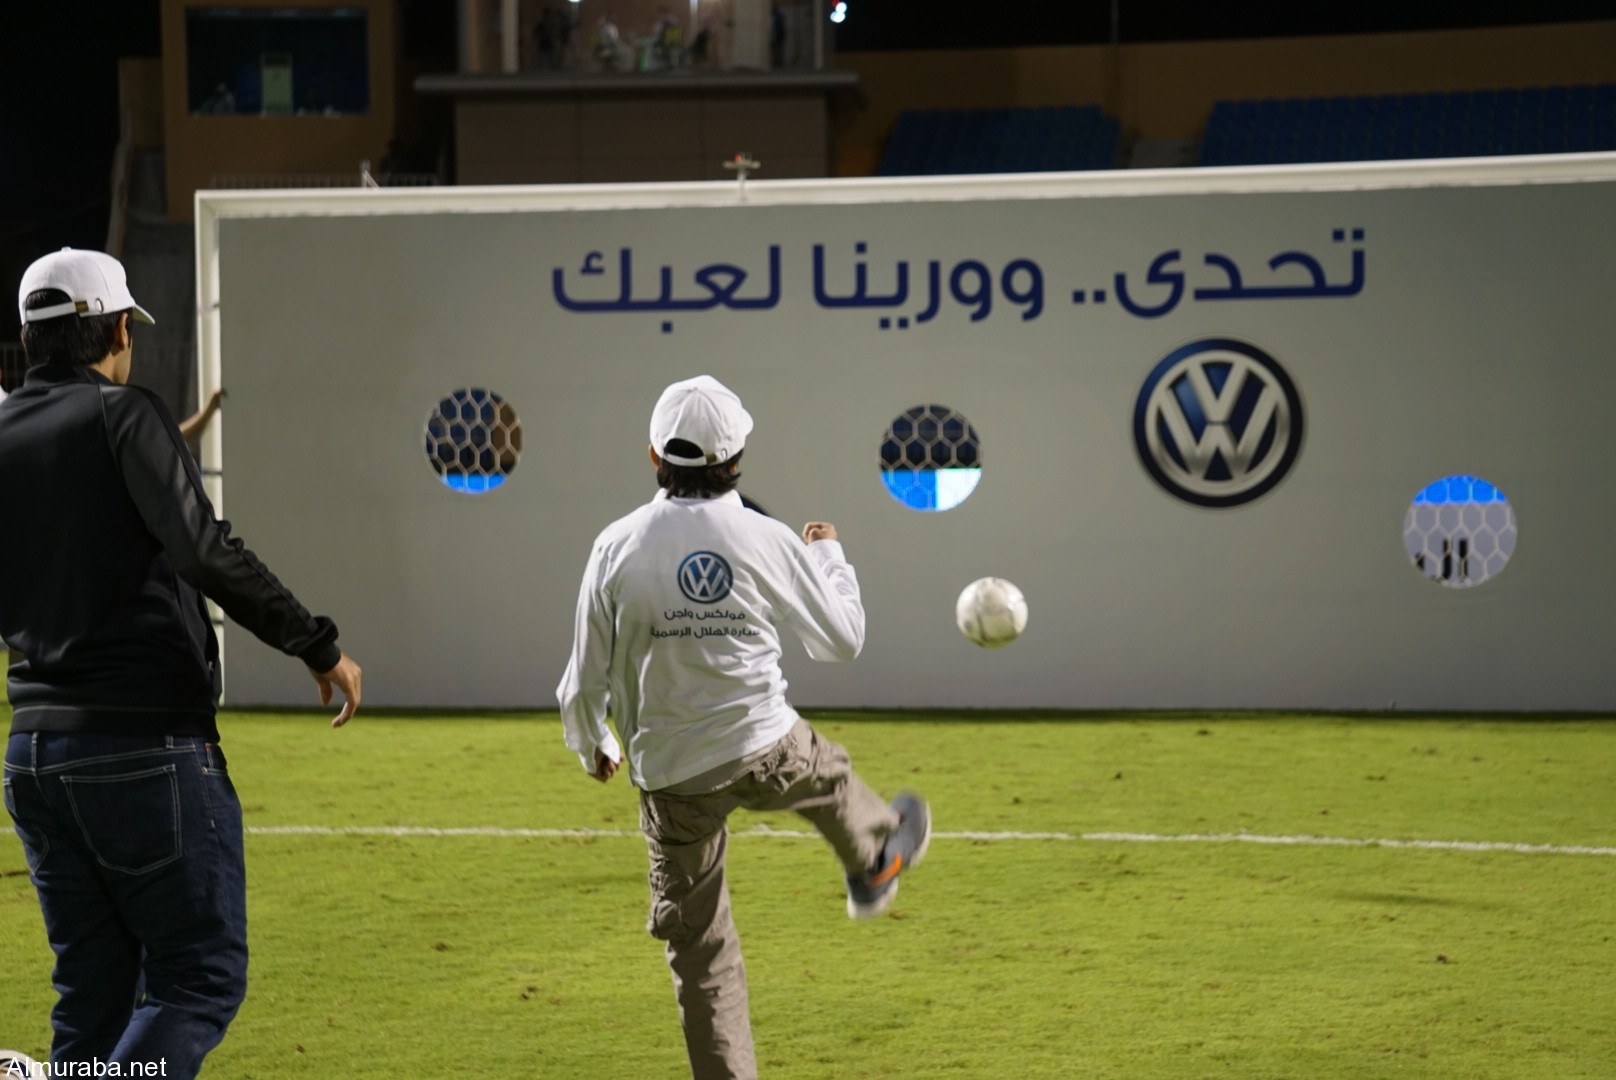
[847,878,897,920]
[846,796,931,920]
[907,799,933,872]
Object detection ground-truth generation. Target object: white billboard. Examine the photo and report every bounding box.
[196,155,1616,710]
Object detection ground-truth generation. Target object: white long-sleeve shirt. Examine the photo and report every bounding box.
[556,489,864,791]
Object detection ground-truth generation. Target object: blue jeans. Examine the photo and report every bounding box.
[3,732,247,1079]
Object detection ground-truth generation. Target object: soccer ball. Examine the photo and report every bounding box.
[955,577,1028,648]
[0,1050,45,1079]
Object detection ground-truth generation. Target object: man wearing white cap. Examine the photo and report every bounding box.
[1,249,362,1078]
[557,374,931,1080]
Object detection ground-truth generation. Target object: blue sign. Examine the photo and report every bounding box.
[550,230,1366,334]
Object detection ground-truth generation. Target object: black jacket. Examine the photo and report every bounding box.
[0,363,340,739]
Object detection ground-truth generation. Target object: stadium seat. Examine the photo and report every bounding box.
[878,104,1122,176]
[1198,82,1616,166]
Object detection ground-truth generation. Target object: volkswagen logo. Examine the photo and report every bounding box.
[678,551,734,603]
[1133,338,1304,508]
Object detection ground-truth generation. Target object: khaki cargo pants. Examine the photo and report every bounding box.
[638,718,900,1080]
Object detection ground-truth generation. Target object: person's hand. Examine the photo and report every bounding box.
[802,521,838,544]
[592,748,621,783]
[178,388,227,442]
[312,652,362,728]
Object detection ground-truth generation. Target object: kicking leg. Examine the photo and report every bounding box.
[750,720,928,918]
[753,719,898,875]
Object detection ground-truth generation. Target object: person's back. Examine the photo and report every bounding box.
[0,369,220,723]
[584,485,860,790]
[557,375,930,1080]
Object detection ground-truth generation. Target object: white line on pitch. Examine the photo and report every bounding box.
[243,824,1616,857]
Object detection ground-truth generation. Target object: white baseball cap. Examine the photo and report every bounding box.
[17,248,155,326]
[649,375,754,466]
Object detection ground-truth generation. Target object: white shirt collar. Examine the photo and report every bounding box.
[652,489,745,507]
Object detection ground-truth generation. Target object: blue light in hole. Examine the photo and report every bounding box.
[1412,475,1508,505]
[880,468,981,512]
[442,473,508,494]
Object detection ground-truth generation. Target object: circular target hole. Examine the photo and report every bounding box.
[424,388,522,493]
[878,404,982,512]
[1402,474,1516,588]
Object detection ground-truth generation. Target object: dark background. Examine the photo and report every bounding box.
[1,0,1610,337]
[831,1,1616,51]
[0,3,162,316]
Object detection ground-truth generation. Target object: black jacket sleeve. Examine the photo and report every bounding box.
[101,384,343,673]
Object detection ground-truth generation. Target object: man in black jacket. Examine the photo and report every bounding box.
[0,248,362,1078]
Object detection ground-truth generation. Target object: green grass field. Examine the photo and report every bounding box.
[3,710,1614,1079]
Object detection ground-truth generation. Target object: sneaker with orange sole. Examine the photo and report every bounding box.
[846,791,931,919]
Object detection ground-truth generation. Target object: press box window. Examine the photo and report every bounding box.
[186,8,369,116]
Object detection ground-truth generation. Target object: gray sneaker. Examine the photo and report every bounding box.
[846,791,931,919]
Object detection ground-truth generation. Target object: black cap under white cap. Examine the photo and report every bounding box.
[649,375,754,466]
[18,248,155,326]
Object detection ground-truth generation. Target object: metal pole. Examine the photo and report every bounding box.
[193,194,227,694]
[813,0,825,70]
[502,0,520,73]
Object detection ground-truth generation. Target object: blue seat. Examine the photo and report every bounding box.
[881,103,1126,175]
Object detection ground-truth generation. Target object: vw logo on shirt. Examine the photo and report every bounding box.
[1133,337,1304,508]
[678,551,734,603]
